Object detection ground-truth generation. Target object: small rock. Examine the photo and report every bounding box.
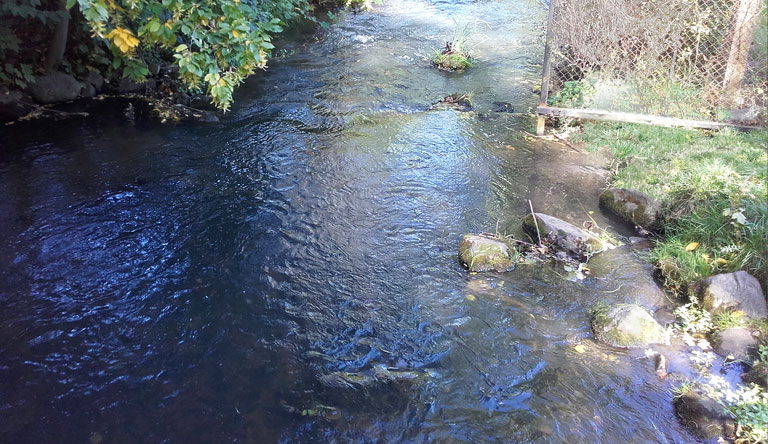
[458,234,515,272]
[81,82,96,98]
[84,70,104,90]
[522,213,609,256]
[599,188,661,231]
[587,246,671,309]
[0,90,35,122]
[694,271,767,318]
[28,71,82,104]
[492,101,514,113]
[711,327,758,361]
[742,362,768,389]
[590,303,667,348]
[674,384,735,441]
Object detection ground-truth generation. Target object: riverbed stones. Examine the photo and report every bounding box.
[522,213,609,256]
[458,234,515,272]
[743,362,768,389]
[711,327,758,361]
[28,71,82,104]
[590,303,667,348]
[674,384,735,441]
[587,246,671,309]
[694,271,767,318]
[599,188,661,231]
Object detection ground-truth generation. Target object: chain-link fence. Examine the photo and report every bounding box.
[537,0,768,130]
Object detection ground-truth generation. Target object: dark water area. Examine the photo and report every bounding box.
[1,1,697,442]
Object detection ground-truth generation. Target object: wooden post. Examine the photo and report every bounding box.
[721,0,763,107]
[536,0,557,136]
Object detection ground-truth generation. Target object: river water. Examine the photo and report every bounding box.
[0,0,697,442]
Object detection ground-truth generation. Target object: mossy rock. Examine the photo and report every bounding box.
[433,52,472,71]
[743,362,768,389]
[590,303,667,348]
[599,188,660,231]
[458,234,515,272]
[522,213,609,256]
[673,384,735,441]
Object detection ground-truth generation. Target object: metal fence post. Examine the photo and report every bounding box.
[536,0,556,136]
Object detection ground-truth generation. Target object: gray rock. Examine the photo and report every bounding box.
[674,384,735,441]
[522,213,610,256]
[118,78,156,94]
[590,303,668,348]
[28,71,81,104]
[84,70,104,90]
[712,327,758,361]
[172,104,220,123]
[80,82,96,98]
[695,271,767,318]
[458,234,515,272]
[0,90,35,122]
[599,188,661,231]
[743,362,768,389]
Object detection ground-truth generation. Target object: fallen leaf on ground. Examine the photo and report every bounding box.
[685,242,699,252]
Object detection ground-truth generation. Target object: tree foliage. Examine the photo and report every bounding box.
[67,0,314,110]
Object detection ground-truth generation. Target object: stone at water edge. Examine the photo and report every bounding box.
[458,234,514,273]
[0,90,35,122]
[522,213,610,256]
[599,188,661,231]
[28,71,82,104]
[743,362,768,389]
[694,271,767,318]
[590,303,668,348]
[674,384,735,441]
[711,327,758,361]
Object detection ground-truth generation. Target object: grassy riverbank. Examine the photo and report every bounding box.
[578,123,767,292]
[578,122,768,442]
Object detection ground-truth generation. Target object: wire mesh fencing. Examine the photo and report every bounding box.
[538,0,768,128]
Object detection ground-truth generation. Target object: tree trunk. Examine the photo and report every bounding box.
[44,0,70,73]
[721,0,762,107]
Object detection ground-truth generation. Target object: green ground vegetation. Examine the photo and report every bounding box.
[578,123,767,291]
[432,22,473,71]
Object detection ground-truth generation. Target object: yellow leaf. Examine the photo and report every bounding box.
[732,310,746,318]
[107,27,139,54]
[574,345,586,353]
[685,242,699,252]
[232,30,240,38]
[715,258,728,265]
[465,294,476,302]
[701,254,710,261]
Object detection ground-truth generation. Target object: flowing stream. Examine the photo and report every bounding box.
[0,0,697,442]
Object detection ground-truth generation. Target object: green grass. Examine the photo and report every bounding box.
[578,123,768,290]
[432,21,474,71]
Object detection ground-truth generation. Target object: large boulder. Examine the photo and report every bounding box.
[458,234,515,272]
[0,90,35,122]
[599,188,661,231]
[694,271,767,318]
[743,362,768,389]
[522,213,609,256]
[28,71,82,104]
[712,327,758,361]
[590,303,667,348]
[674,385,735,441]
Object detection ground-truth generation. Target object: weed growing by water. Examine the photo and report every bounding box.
[577,123,768,289]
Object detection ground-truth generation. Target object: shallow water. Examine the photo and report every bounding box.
[0,0,698,442]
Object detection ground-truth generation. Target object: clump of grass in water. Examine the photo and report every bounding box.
[433,22,474,71]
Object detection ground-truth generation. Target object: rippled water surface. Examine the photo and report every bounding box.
[0,0,697,442]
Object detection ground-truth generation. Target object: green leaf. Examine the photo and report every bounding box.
[66,0,77,9]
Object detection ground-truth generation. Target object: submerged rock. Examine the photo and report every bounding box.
[318,365,429,391]
[674,385,735,441]
[711,327,758,361]
[590,303,667,348]
[694,271,767,318]
[743,362,768,389]
[522,213,609,256]
[28,71,82,104]
[599,188,660,231]
[458,234,515,272]
[587,246,671,310]
[0,90,35,122]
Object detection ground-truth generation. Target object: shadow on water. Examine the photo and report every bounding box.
[0,0,696,442]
